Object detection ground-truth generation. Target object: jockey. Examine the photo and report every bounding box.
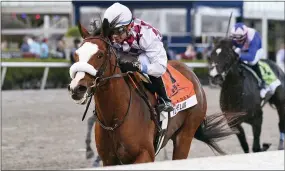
[230,22,270,99]
[103,2,174,112]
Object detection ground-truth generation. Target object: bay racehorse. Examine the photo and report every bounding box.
[67,19,242,166]
[208,37,285,152]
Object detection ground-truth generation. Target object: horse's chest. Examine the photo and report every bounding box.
[116,143,130,159]
[115,142,136,163]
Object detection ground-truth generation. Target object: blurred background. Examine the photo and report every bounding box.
[1,0,284,90]
[1,1,284,170]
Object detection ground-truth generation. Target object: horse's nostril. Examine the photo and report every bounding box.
[77,85,87,92]
[67,85,71,91]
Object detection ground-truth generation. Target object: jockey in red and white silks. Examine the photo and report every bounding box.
[111,17,167,78]
[103,2,174,112]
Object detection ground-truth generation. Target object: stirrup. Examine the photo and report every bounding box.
[157,98,174,112]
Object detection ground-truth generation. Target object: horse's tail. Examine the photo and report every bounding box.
[194,112,245,155]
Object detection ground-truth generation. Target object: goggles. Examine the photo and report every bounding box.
[231,34,246,41]
[112,26,128,36]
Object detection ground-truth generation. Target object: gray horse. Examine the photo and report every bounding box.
[85,115,101,167]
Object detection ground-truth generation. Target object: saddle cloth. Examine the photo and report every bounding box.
[242,61,281,95]
[161,64,197,118]
[259,61,278,86]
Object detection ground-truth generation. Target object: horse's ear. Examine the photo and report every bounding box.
[77,21,90,39]
[101,18,110,38]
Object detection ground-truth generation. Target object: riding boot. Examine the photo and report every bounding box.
[250,63,268,99]
[149,75,174,112]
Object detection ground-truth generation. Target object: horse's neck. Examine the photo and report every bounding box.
[220,63,245,111]
[225,64,242,84]
[94,63,131,122]
[221,62,260,111]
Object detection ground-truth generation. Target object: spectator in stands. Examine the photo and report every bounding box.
[179,44,196,60]
[276,43,285,72]
[40,38,49,59]
[21,36,35,58]
[56,36,66,59]
[70,38,81,64]
[20,36,30,53]
[29,36,41,58]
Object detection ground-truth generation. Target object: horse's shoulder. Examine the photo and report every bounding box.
[132,72,157,105]
[237,62,260,82]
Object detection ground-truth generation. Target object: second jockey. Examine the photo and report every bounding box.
[230,22,277,99]
[103,2,174,112]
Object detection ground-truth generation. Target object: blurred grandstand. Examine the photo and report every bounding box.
[1,0,284,89]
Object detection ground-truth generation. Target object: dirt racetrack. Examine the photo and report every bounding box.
[1,86,281,170]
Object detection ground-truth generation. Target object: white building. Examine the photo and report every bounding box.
[1,0,72,50]
[1,0,284,59]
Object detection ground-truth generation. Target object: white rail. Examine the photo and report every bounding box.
[0,62,208,90]
[77,151,284,170]
[1,62,70,90]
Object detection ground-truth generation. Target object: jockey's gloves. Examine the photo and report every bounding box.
[235,48,241,56]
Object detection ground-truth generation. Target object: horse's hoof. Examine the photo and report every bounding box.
[86,150,94,159]
[278,140,284,150]
[92,160,101,167]
[262,143,271,151]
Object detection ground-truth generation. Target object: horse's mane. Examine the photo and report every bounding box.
[215,37,233,48]
[90,14,122,37]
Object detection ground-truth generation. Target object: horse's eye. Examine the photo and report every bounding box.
[97,52,104,59]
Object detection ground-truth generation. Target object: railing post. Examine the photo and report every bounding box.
[1,67,7,88]
[41,67,49,90]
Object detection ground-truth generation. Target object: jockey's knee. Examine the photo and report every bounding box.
[248,49,264,65]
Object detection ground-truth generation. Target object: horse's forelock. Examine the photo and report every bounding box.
[90,14,121,37]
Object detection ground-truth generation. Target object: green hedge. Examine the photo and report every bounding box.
[2,59,209,90]
[2,58,69,62]
[3,67,71,90]
[65,26,81,38]
[2,59,71,90]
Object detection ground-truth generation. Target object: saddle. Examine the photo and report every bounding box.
[241,60,281,106]
[241,60,278,87]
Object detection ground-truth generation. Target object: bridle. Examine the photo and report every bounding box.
[211,46,239,81]
[80,35,132,131]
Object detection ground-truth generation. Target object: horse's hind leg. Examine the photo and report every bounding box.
[251,109,263,152]
[172,110,204,160]
[270,86,285,150]
[275,101,285,150]
[236,124,250,153]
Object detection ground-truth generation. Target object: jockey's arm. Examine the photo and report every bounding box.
[239,33,262,62]
[138,27,167,78]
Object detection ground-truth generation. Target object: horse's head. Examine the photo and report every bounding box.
[68,19,115,104]
[208,37,239,85]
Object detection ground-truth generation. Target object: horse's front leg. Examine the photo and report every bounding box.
[252,110,263,152]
